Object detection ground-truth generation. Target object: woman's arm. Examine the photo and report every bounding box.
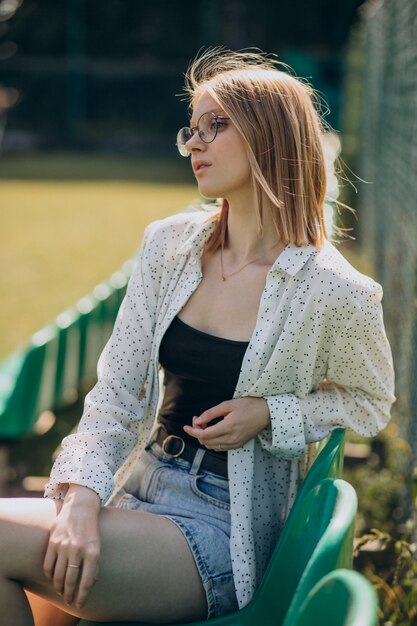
[258,285,395,458]
[44,221,162,504]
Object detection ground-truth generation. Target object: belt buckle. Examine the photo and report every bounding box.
[162,434,186,458]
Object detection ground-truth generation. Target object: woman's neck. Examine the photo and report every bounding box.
[224,200,282,263]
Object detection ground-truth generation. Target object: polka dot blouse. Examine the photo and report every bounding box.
[44,209,395,608]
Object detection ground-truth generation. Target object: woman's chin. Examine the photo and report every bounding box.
[197,182,224,199]
[198,188,217,199]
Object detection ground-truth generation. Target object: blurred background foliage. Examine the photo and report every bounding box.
[1,0,363,151]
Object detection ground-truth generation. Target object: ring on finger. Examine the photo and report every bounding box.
[67,564,80,569]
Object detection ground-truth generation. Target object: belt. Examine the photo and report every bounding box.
[152,426,228,479]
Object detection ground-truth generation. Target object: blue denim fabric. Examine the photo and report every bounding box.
[114,440,238,619]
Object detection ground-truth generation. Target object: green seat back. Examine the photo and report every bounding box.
[77,285,119,385]
[78,278,126,384]
[285,569,378,626]
[54,308,82,408]
[282,429,345,537]
[78,478,357,626]
[0,326,57,438]
[108,270,129,311]
[281,479,357,625]
[77,294,101,383]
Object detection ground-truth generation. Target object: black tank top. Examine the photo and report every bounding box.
[157,316,249,460]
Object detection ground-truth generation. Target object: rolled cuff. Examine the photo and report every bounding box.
[258,394,306,459]
[43,445,114,505]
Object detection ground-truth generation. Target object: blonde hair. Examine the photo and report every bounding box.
[182,48,329,251]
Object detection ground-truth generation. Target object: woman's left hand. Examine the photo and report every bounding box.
[183,397,271,451]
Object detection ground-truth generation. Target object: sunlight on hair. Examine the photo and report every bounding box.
[323,131,342,237]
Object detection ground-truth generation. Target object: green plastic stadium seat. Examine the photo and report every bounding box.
[283,428,345,533]
[282,569,378,626]
[0,325,57,438]
[77,294,100,384]
[93,282,118,342]
[77,276,126,385]
[108,270,129,311]
[54,308,82,408]
[34,325,60,417]
[78,293,108,384]
[78,478,357,626]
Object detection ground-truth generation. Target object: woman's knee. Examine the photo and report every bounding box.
[0,498,58,525]
[0,499,54,579]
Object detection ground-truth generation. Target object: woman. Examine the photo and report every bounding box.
[0,49,395,625]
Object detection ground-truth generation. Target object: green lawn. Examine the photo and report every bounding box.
[1,152,199,359]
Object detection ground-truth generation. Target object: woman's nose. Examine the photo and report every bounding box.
[186,130,204,152]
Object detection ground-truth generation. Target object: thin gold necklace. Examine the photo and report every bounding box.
[219,241,277,282]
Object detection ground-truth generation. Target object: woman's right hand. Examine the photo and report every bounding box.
[43,483,102,610]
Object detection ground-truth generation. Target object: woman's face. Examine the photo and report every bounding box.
[186,92,253,202]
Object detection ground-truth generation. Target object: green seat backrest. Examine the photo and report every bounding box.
[78,478,357,626]
[250,478,357,626]
[78,277,128,384]
[282,429,345,536]
[285,569,378,626]
[77,294,103,383]
[54,308,82,408]
[93,282,121,341]
[0,325,58,438]
[303,429,345,493]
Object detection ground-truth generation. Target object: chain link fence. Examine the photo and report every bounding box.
[342,0,417,494]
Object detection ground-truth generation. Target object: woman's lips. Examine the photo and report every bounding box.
[195,165,210,176]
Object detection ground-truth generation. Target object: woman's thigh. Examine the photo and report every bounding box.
[0,498,207,623]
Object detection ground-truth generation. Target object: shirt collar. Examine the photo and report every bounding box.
[176,214,218,258]
[177,214,318,276]
[271,242,318,276]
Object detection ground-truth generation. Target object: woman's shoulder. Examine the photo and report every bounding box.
[144,207,217,239]
[309,239,383,309]
[142,207,218,250]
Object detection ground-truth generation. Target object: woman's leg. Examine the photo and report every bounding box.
[0,497,207,625]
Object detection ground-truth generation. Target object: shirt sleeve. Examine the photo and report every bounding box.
[257,285,396,459]
[44,222,161,504]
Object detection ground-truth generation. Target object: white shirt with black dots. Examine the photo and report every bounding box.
[45,209,395,607]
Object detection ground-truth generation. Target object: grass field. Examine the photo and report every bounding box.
[0,152,199,359]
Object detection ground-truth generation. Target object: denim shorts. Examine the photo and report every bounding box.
[113,439,239,619]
